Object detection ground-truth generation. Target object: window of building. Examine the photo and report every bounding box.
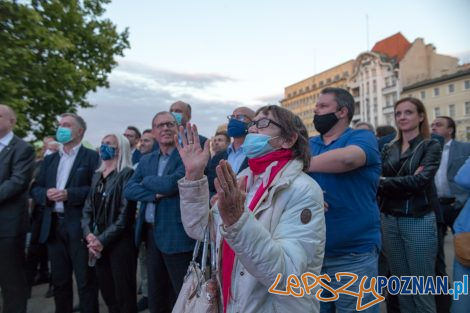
[312,84,317,89]
[464,80,470,90]
[385,95,391,108]
[334,75,340,81]
[319,81,324,87]
[448,84,455,94]
[465,101,470,115]
[434,107,440,118]
[326,78,332,83]
[421,91,426,99]
[449,104,455,117]
[434,87,440,97]
[342,71,349,78]
[373,80,377,93]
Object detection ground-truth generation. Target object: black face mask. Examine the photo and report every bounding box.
[313,112,339,135]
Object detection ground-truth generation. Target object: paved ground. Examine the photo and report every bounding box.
[1,233,456,313]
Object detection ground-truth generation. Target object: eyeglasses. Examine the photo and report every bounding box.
[247,118,285,131]
[227,114,250,122]
[153,121,177,129]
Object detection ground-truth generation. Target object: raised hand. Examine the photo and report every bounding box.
[214,160,246,226]
[174,123,210,181]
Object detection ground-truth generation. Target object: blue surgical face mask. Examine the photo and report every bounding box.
[100,144,117,160]
[241,133,279,159]
[227,119,247,138]
[172,112,183,125]
[56,127,73,144]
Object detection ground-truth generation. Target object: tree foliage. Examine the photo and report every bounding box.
[0,0,129,139]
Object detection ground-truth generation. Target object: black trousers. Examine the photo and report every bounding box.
[435,205,452,313]
[0,235,28,313]
[95,230,137,313]
[26,241,49,286]
[47,215,99,313]
[146,225,192,313]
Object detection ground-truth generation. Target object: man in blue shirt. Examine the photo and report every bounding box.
[308,88,381,313]
[207,107,255,197]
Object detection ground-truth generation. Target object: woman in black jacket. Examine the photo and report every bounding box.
[81,133,137,313]
[379,97,441,313]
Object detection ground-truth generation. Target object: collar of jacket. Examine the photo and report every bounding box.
[239,159,303,216]
[395,134,425,158]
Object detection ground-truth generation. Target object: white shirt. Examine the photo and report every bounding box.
[54,144,82,212]
[0,131,14,153]
[435,140,452,198]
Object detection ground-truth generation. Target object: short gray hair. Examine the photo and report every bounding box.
[60,113,87,132]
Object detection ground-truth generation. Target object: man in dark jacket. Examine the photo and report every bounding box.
[0,104,35,313]
[31,113,100,313]
[125,111,195,313]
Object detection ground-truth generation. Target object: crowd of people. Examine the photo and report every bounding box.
[0,87,469,313]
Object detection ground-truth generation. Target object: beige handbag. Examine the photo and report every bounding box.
[172,228,221,313]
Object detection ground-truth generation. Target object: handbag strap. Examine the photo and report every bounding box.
[190,227,211,275]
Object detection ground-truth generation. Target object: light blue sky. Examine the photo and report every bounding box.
[80,0,470,145]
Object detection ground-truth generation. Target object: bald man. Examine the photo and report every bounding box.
[207,106,255,195]
[169,100,208,149]
[0,104,35,313]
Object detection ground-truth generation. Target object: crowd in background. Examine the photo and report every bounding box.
[0,86,469,313]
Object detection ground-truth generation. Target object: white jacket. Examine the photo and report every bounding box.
[178,159,325,313]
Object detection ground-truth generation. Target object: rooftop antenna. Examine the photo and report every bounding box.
[366,14,370,51]
[313,49,317,76]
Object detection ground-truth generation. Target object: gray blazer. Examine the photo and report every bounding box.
[448,140,470,208]
[0,135,35,237]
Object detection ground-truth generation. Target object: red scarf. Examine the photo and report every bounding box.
[221,149,293,312]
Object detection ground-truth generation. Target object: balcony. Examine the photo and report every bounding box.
[382,106,394,114]
[382,83,397,94]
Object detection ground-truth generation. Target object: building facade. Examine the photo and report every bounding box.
[402,68,470,142]
[349,51,400,127]
[280,60,355,135]
[280,32,466,139]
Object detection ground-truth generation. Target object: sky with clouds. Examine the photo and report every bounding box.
[78,0,470,146]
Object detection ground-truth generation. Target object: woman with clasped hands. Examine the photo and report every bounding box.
[81,134,138,313]
[175,105,325,313]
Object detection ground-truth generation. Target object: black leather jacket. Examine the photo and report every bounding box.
[81,167,136,247]
[379,135,442,217]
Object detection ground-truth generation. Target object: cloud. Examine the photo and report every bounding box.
[255,93,284,105]
[118,60,236,88]
[79,63,242,146]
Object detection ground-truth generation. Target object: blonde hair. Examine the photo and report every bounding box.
[96,133,133,173]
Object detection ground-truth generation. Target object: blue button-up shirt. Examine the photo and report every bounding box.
[145,148,174,223]
[227,143,247,174]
